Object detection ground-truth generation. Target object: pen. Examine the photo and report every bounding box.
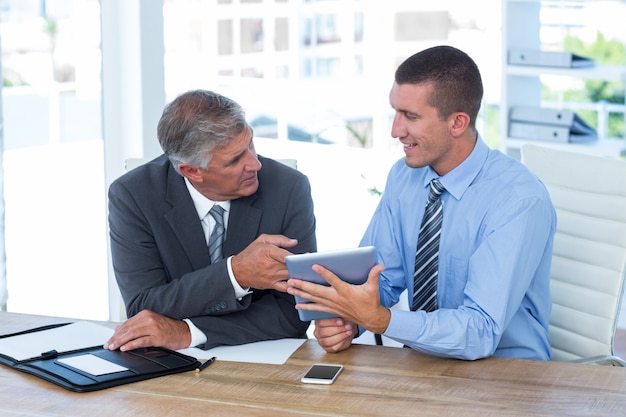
[195,356,216,373]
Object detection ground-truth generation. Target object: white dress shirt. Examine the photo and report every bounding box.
[182,178,252,347]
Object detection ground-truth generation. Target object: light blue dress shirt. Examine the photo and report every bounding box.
[361,137,556,360]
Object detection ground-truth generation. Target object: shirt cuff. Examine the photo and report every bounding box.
[183,318,207,347]
[227,255,252,299]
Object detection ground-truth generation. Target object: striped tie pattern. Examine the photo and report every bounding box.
[412,179,445,312]
[208,205,225,263]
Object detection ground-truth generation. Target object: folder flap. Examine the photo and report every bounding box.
[0,322,113,363]
[570,113,597,137]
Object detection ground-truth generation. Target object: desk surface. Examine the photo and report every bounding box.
[1,311,625,417]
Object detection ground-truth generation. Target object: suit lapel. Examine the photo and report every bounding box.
[225,196,262,256]
[163,167,211,269]
[161,164,264,262]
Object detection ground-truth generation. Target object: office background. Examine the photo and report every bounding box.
[0,1,624,336]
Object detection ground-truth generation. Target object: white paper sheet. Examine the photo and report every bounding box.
[178,338,306,365]
[58,354,128,376]
[0,321,114,361]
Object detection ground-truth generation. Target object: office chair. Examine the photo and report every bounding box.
[124,158,146,171]
[521,144,626,366]
[277,158,297,170]
[110,158,150,320]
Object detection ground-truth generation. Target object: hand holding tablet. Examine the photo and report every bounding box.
[285,246,377,321]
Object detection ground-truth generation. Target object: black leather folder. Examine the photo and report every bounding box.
[0,323,201,392]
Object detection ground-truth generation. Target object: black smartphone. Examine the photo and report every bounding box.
[300,364,344,384]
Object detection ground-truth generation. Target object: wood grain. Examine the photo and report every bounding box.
[1,312,625,416]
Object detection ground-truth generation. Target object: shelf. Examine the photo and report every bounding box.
[501,0,626,159]
[505,137,626,158]
[506,64,626,81]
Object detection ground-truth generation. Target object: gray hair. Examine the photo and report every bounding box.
[157,89,248,173]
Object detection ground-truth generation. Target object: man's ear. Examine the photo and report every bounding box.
[178,163,203,182]
[449,112,470,137]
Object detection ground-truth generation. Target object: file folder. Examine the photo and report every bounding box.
[508,49,595,68]
[509,122,597,144]
[509,106,598,144]
[509,122,570,143]
[0,322,201,392]
[510,106,576,127]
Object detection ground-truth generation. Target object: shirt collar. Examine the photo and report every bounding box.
[424,134,489,201]
[184,178,231,219]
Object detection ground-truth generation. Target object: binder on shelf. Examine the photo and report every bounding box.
[508,105,598,144]
[509,122,570,143]
[0,322,201,392]
[508,49,595,69]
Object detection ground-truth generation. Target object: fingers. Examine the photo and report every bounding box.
[288,263,389,334]
[311,264,344,286]
[104,318,144,351]
[232,235,299,290]
[106,331,149,352]
[272,280,290,293]
[258,233,298,249]
[313,319,356,353]
[104,310,156,351]
[367,264,385,285]
[287,278,332,305]
[314,317,348,331]
[287,266,343,301]
[103,310,191,351]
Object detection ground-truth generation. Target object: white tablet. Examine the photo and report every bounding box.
[285,246,377,321]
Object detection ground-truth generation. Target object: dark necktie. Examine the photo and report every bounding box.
[412,179,445,312]
[208,205,225,263]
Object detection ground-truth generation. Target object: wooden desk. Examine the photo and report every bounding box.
[1,312,625,416]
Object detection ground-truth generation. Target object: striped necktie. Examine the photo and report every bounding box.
[412,179,445,312]
[208,205,225,263]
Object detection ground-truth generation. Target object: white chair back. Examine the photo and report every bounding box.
[521,144,626,365]
[125,158,146,171]
[277,158,297,169]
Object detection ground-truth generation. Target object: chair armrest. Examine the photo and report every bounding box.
[569,355,626,367]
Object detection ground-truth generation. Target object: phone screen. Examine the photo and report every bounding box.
[301,364,343,384]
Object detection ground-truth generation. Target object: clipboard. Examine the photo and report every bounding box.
[0,322,201,392]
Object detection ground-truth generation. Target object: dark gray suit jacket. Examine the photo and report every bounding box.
[108,154,316,349]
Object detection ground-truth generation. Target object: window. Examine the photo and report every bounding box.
[1,0,107,319]
[1,0,503,320]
